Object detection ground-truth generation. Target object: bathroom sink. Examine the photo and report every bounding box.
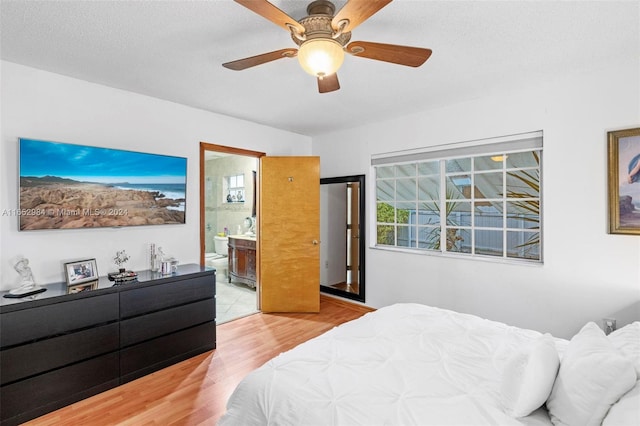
[229,233,255,239]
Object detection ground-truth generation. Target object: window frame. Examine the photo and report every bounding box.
[370,132,543,264]
[224,173,245,204]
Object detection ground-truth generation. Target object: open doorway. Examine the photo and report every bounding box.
[200,142,264,324]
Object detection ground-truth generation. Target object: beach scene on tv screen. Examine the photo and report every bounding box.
[18,138,187,230]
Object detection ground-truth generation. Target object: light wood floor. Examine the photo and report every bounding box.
[25,295,374,426]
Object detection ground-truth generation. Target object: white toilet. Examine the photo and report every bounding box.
[206,235,229,277]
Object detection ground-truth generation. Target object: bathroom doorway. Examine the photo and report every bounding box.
[200,142,264,324]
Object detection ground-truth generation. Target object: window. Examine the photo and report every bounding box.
[225,173,245,203]
[373,132,542,262]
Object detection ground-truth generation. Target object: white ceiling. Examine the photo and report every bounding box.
[1,1,637,137]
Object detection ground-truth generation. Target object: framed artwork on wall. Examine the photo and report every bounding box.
[64,258,98,286]
[19,138,187,231]
[608,127,640,234]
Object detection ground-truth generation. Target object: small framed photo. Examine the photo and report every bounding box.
[64,258,99,286]
[67,280,98,294]
[608,127,640,234]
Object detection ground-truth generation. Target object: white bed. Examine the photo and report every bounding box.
[219,303,640,426]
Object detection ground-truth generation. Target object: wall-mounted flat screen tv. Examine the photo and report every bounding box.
[18,138,187,231]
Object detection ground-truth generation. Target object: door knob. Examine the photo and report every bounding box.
[312,240,319,245]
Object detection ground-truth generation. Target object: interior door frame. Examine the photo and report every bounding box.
[199,142,265,266]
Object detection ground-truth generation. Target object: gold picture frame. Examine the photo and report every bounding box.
[608,127,640,234]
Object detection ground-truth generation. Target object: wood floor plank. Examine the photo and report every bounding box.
[23,295,373,425]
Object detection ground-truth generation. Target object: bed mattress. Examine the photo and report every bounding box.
[219,303,568,425]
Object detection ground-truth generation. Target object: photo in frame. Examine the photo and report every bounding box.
[64,258,99,286]
[608,127,640,234]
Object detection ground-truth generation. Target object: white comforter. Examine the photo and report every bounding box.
[219,303,565,426]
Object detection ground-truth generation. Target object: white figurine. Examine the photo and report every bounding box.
[9,255,44,296]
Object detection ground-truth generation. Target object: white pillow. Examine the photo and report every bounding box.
[500,334,560,417]
[546,322,637,426]
[603,380,640,426]
[608,322,640,378]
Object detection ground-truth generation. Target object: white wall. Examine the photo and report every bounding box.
[0,61,311,289]
[313,62,640,339]
[3,58,638,339]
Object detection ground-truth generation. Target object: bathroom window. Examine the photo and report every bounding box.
[372,131,542,263]
[225,173,245,203]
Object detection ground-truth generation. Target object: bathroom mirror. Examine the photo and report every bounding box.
[320,175,365,302]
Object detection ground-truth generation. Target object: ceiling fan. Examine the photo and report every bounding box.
[223,0,432,93]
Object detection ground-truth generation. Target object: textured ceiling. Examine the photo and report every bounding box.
[1,1,638,137]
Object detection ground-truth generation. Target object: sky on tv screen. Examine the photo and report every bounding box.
[19,138,187,185]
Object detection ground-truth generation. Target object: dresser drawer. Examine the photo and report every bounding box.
[0,293,118,348]
[120,298,215,347]
[1,323,119,386]
[0,353,119,424]
[120,274,215,318]
[120,322,215,383]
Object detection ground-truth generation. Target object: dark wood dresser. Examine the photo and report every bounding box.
[0,264,215,426]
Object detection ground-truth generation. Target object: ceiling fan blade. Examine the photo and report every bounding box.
[332,0,392,33]
[317,73,340,93]
[234,0,305,35]
[346,41,432,67]
[222,48,297,71]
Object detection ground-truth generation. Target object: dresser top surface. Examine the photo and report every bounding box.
[1,263,214,311]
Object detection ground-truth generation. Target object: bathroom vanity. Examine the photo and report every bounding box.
[228,235,256,288]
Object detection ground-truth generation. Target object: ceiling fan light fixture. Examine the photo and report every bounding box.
[297,38,344,78]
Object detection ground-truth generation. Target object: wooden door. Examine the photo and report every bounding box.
[259,156,320,312]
